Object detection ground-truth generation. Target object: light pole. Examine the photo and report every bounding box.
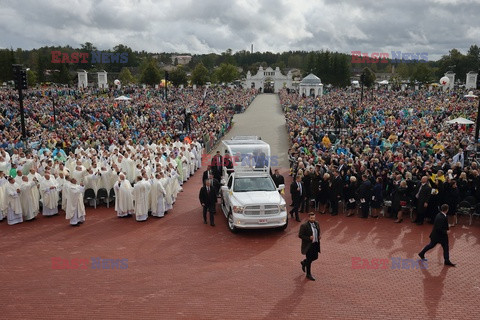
[465,90,480,158]
[313,100,319,142]
[51,90,57,128]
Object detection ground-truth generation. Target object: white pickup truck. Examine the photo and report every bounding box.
[219,138,288,233]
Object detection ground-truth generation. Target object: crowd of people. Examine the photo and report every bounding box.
[0,85,258,226]
[280,87,480,226]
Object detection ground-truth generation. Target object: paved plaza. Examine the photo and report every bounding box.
[1,94,479,319]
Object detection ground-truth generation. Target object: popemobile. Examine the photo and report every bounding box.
[220,136,288,233]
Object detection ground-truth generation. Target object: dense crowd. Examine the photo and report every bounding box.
[0,86,257,225]
[280,87,480,226]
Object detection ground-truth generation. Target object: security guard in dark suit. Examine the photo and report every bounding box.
[298,212,321,280]
[419,204,456,266]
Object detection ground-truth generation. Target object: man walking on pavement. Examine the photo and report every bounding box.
[299,212,321,280]
[419,204,456,267]
[199,179,216,226]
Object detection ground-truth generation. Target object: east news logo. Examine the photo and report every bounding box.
[51,257,128,269]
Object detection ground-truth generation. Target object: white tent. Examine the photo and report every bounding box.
[114,95,132,101]
[446,117,474,125]
[378,80,389,85]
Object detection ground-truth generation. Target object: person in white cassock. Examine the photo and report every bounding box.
[20,175,38,221]
[0,172,7,221]
[133,176,148,221]
[150,173,166,218]
[113,174,134,217]
[40,173,59,216]
[65,178,86,226]
[5,176,23,225]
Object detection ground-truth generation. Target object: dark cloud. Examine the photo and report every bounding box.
[0,0,478,59]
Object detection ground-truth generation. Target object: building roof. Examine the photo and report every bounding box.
[300,73,322,85]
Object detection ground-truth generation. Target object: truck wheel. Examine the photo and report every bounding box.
[279,218,288,231]
[227,211,238,233]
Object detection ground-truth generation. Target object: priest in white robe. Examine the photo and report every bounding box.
[40,173,59,216]
[19,175,38,221]
[0,172,7,221]
[150,173,166,218]
[113,174,134,218]
[132,176,148,221]
[5,176,23,225]
[65,178,86,226]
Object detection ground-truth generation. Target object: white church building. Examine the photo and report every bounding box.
[244,66,293,93]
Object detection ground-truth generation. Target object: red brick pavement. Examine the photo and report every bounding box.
[1,167,479,320]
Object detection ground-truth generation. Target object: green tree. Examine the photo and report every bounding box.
[140,59,161,85]
[362,67,376,88]
[213,63,239,83]
[27,69,37,86]
[169,66,188,86]
[0,49,16,82]
[118,67,135,85]
[413,63,433,83]
[191,62,209,85]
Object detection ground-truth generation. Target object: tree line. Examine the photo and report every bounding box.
[0,43,478,88]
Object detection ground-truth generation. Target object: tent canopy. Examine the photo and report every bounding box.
[114,95,132,101]
[446,117,474,125]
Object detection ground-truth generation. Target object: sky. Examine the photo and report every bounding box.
[0,0,479,60]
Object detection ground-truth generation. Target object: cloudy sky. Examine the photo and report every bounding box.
[0,0,479,60]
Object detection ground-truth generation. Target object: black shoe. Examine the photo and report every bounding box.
[306,274,316,281]
[210,223,215,226]
[444,261,456,267]
[301,261,306,273]
[418,253,426,261]
[203,221,207,224]
[331,213,338,216]
[416,222,423,225]
[412,220,418,223]
[295,218,301,222]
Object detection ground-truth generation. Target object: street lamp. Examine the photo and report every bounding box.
[50,89,57,128]
[464,90,480,158]
[313,100,319,142]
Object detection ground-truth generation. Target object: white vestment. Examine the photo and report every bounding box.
[133,180,149,221]
[5,182,23,225]
[65,184,86,225]
[20,180,38,220]
[40,177,59,216]
[113,180,134,217]
[150,179,166,217]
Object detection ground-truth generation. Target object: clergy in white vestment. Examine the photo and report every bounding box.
[150,173,166,218]
[65,178,86,226]
[27,168,41,214]
[113,174,134,217]
[19,176,38,221]
[0,172,7,221]
[40,173,59,216]
[71,165,86,185]
[5,176,23,225]
[132,176,148,221]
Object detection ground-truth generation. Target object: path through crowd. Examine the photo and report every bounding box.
[212,93,290,168]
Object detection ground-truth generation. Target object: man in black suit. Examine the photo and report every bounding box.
[271,168,285,188]
[202,165,214,183]
[211,151,223,181]
[330,170,343,216]
[298,212,321,281]
[290,175,304,222]
[358,174,372,218]
[199,179,216,226]
[414,176,432,225]
[418,204,456,266]
[205,173,220,196]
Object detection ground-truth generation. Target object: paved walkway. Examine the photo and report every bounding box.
[0,94,479,319]
[213,93,289,167]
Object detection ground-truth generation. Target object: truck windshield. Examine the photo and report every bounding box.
[233,177,277,192]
